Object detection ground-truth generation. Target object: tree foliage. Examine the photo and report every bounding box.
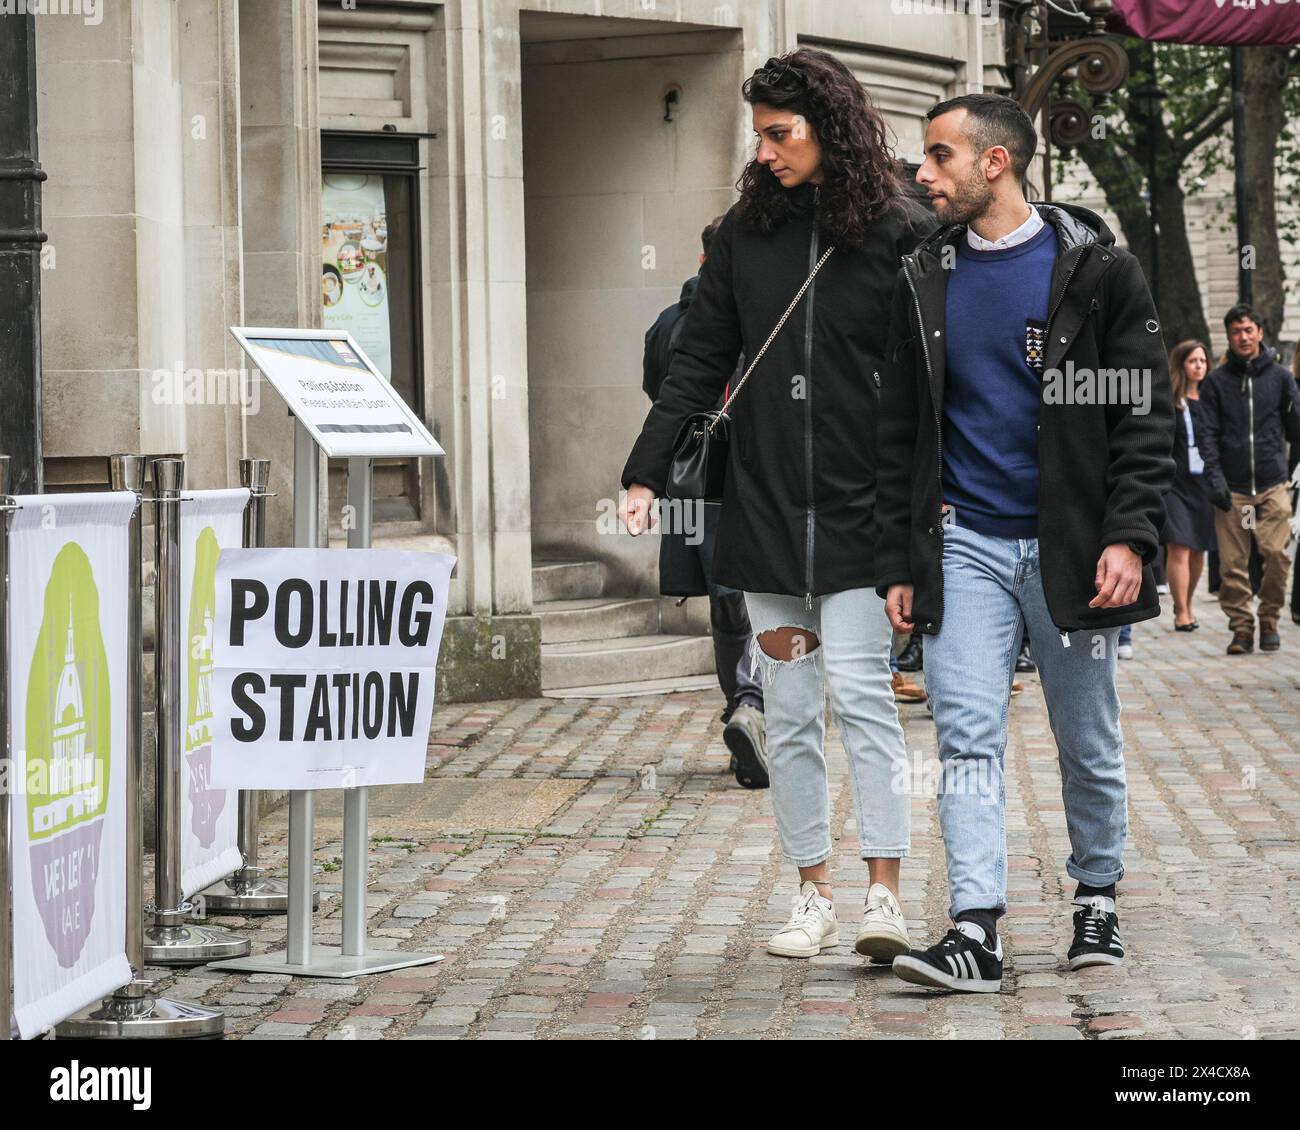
[1055,40,1300,347]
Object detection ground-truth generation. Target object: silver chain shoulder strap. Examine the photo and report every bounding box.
[706,243,836,434]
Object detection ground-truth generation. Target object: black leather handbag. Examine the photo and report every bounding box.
[664,244,835,502]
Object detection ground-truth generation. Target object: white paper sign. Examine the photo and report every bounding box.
[229,327,442,459]
[210,548,455,790]
[8,492,135,1039]
[178,489,250,899]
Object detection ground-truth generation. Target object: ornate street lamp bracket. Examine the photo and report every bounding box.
[1020,35,1129,146]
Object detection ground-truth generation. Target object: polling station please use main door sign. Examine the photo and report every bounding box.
[229,327,443,460]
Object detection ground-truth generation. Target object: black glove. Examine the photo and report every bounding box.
[1211,487,1232,512]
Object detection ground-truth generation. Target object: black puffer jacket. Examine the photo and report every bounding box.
[1197,345,1300,497]
[622,184,935,598]
[874,203,1175,633]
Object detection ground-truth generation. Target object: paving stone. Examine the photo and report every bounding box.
[132,622,1300,1041]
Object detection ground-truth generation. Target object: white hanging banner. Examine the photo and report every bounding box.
[8,492,135,1039]
[178,488,251,899]
[210,548,455,790]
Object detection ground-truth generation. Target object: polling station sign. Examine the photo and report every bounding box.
[209,548,455,790]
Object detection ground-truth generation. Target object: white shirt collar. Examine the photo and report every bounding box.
[966,206,1044,252]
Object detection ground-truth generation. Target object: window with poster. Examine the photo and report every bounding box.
[320,131,428,524]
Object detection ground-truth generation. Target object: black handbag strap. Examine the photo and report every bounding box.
[707,244,836,433]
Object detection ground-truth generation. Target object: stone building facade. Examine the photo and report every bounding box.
[35,0,1008,701]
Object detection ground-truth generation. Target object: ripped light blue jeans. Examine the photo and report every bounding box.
[744,588,911,867]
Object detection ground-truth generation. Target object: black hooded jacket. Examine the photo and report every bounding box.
[1197,345,1300,497]
[643,276,699,403]
[874,202,1175,634]
[622,184,936,599]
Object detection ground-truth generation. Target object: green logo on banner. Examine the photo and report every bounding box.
[25,541,112,966]
[26,543,111,839]
[185,526,227,847]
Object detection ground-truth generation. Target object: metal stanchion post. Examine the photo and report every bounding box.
[287,420,317,966]
[142,458,249,965]
[212,421,322,974]
[1,456,15,1039]
[198,458,316,916]
[58,455,223,1036]
[210,432,439,976]
[342,456,373,957]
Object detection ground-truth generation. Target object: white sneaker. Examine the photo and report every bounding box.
[854,883,911,963]
[1117,643,1134,660]
[766,881,839,958]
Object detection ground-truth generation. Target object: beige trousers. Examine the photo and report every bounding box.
[1214,481,1295,634]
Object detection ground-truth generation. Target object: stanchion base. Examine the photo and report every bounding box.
[55,991,224,1039]
[207,945,443,979]
[143,921,251,966]
[196,877,318,916]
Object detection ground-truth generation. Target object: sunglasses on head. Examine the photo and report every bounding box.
[759,57,807,87]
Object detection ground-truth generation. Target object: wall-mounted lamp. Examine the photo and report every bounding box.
[663,88,680,122]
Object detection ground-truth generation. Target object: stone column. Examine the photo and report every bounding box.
[237,0,323,548]
[39,0,187,470]
[0,13,45,495]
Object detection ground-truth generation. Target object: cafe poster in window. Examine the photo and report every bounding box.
[322,173,392,381]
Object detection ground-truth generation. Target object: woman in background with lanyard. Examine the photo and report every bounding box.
[1162,340,1216,630]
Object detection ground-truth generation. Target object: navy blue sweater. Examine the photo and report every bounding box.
[941,225,1058,538]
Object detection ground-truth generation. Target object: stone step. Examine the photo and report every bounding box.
[328,530,458,555]
[542,673,719,699]
[541,633,714,692]
[535,596,661,644]
[532,558,603,603]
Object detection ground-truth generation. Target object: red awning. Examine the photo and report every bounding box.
[1109,0,1300,46]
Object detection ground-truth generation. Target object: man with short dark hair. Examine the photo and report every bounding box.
[1197,302,1300,653]
[876,92,1173,993]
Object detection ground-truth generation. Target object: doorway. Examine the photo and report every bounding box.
[521,11,744,597]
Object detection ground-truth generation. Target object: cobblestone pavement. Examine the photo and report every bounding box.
[146,593,1300,1040]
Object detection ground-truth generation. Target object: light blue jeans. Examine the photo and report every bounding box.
[926,523,1127,919]
[744,588,910,867]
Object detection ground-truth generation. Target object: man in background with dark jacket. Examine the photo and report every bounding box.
[876,94,1173,994]
[643,216,769,790]
[1197,303,1300,654]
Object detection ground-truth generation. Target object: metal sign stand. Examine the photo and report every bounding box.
[198,458,317,916]
[142,458,250,966]
[209,422,442,977]
[57,455,223,1037]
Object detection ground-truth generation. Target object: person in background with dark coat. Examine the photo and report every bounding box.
[1197,303,1300,654]
[642,216,769,791]
[621,48,935,965]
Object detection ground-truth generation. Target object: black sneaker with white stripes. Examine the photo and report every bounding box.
[891,921,1002,993]
[1068,896,1124,970]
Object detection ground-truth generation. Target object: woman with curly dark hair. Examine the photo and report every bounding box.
[620,47,934,963]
